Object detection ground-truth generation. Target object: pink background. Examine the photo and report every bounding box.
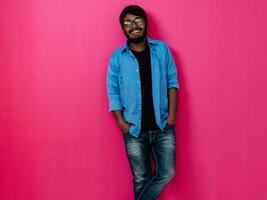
[0,0,267,199]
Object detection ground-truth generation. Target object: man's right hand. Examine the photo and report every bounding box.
[112,110,131,134]
[119,120,131,134]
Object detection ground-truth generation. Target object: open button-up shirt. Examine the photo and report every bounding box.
[107,37,179,138]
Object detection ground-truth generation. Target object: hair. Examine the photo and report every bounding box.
[119,5,148,28]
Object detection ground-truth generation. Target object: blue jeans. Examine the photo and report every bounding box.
[123,124,176,200]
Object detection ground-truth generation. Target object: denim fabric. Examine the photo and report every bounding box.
[107,37,179,137]
[123,124,176,200]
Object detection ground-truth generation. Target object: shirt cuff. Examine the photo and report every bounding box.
[109,101,122,112]
[168,82,179,89]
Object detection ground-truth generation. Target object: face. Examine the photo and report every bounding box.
[122,14,147,44]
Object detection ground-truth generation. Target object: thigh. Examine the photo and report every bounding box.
[123,133,152,180]
[152,126,176,176]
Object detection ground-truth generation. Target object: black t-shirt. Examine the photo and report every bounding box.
[131,45,159,131]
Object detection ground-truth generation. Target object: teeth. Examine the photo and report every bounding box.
[132,30,140,33]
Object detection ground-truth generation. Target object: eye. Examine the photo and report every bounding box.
[123,21,132,27]
[135,18,144,25]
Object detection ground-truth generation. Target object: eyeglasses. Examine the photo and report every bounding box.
[123,18,144,28]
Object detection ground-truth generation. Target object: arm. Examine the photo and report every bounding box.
[167,88,178,125]
[165,45,179,125]
[107,54,130,133]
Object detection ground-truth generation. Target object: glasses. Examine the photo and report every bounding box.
[123,18,144,28]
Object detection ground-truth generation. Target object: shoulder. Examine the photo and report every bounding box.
[108,43,127,70]
[148,38,169,49]
[148,38,171,57]
[110,43,127,59]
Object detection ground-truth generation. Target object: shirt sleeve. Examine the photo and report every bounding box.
[166,45,179,89]
[106,54,123,112]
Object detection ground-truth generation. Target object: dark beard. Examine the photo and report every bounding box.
[127,34,146,44]
[125,27,147,44]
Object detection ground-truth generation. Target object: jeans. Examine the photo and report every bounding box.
[123,124,176,200]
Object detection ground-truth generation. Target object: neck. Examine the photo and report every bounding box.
[128,38,147,52]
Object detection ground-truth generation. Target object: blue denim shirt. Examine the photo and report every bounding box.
[107,37,179,138]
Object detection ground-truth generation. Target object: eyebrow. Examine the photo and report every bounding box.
[124,17,141,22]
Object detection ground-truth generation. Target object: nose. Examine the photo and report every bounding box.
[131,22,137,29]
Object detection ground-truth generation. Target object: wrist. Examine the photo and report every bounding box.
[117,118,125,125]
[167,116,175,124]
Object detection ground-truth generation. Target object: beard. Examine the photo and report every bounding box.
[124,26,147,44]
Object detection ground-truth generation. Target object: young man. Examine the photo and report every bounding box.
[107,5,179,200]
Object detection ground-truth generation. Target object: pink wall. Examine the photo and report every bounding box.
[0,0,266,199]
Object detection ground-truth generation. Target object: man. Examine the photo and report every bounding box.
[107,5,179,200]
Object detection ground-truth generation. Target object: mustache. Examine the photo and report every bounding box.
[129,28,142,33]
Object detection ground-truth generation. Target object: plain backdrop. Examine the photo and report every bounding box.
[0,0,266,199]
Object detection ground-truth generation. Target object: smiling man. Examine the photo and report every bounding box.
[107,5,179,200]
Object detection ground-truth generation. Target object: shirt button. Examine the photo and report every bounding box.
[137,81,140,84]
[136,69,139,72]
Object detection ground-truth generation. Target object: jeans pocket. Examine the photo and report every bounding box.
[164,123,175,131]
[122,127,131,138]
[122,131,129,138]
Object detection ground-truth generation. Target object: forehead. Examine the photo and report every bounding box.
[123,14,141,21]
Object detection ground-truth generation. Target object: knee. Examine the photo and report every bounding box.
[166,168,175,182]
[133,173,151,185]
[159,168,175,183]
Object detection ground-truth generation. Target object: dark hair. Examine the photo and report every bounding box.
[119,5,148,28]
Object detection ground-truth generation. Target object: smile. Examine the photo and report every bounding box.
[130,29,142,34]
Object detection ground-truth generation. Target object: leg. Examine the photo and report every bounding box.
[123,132,152,199]
[138,125,176,200]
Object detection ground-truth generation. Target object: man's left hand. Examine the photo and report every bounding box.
[167,116,175,125]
